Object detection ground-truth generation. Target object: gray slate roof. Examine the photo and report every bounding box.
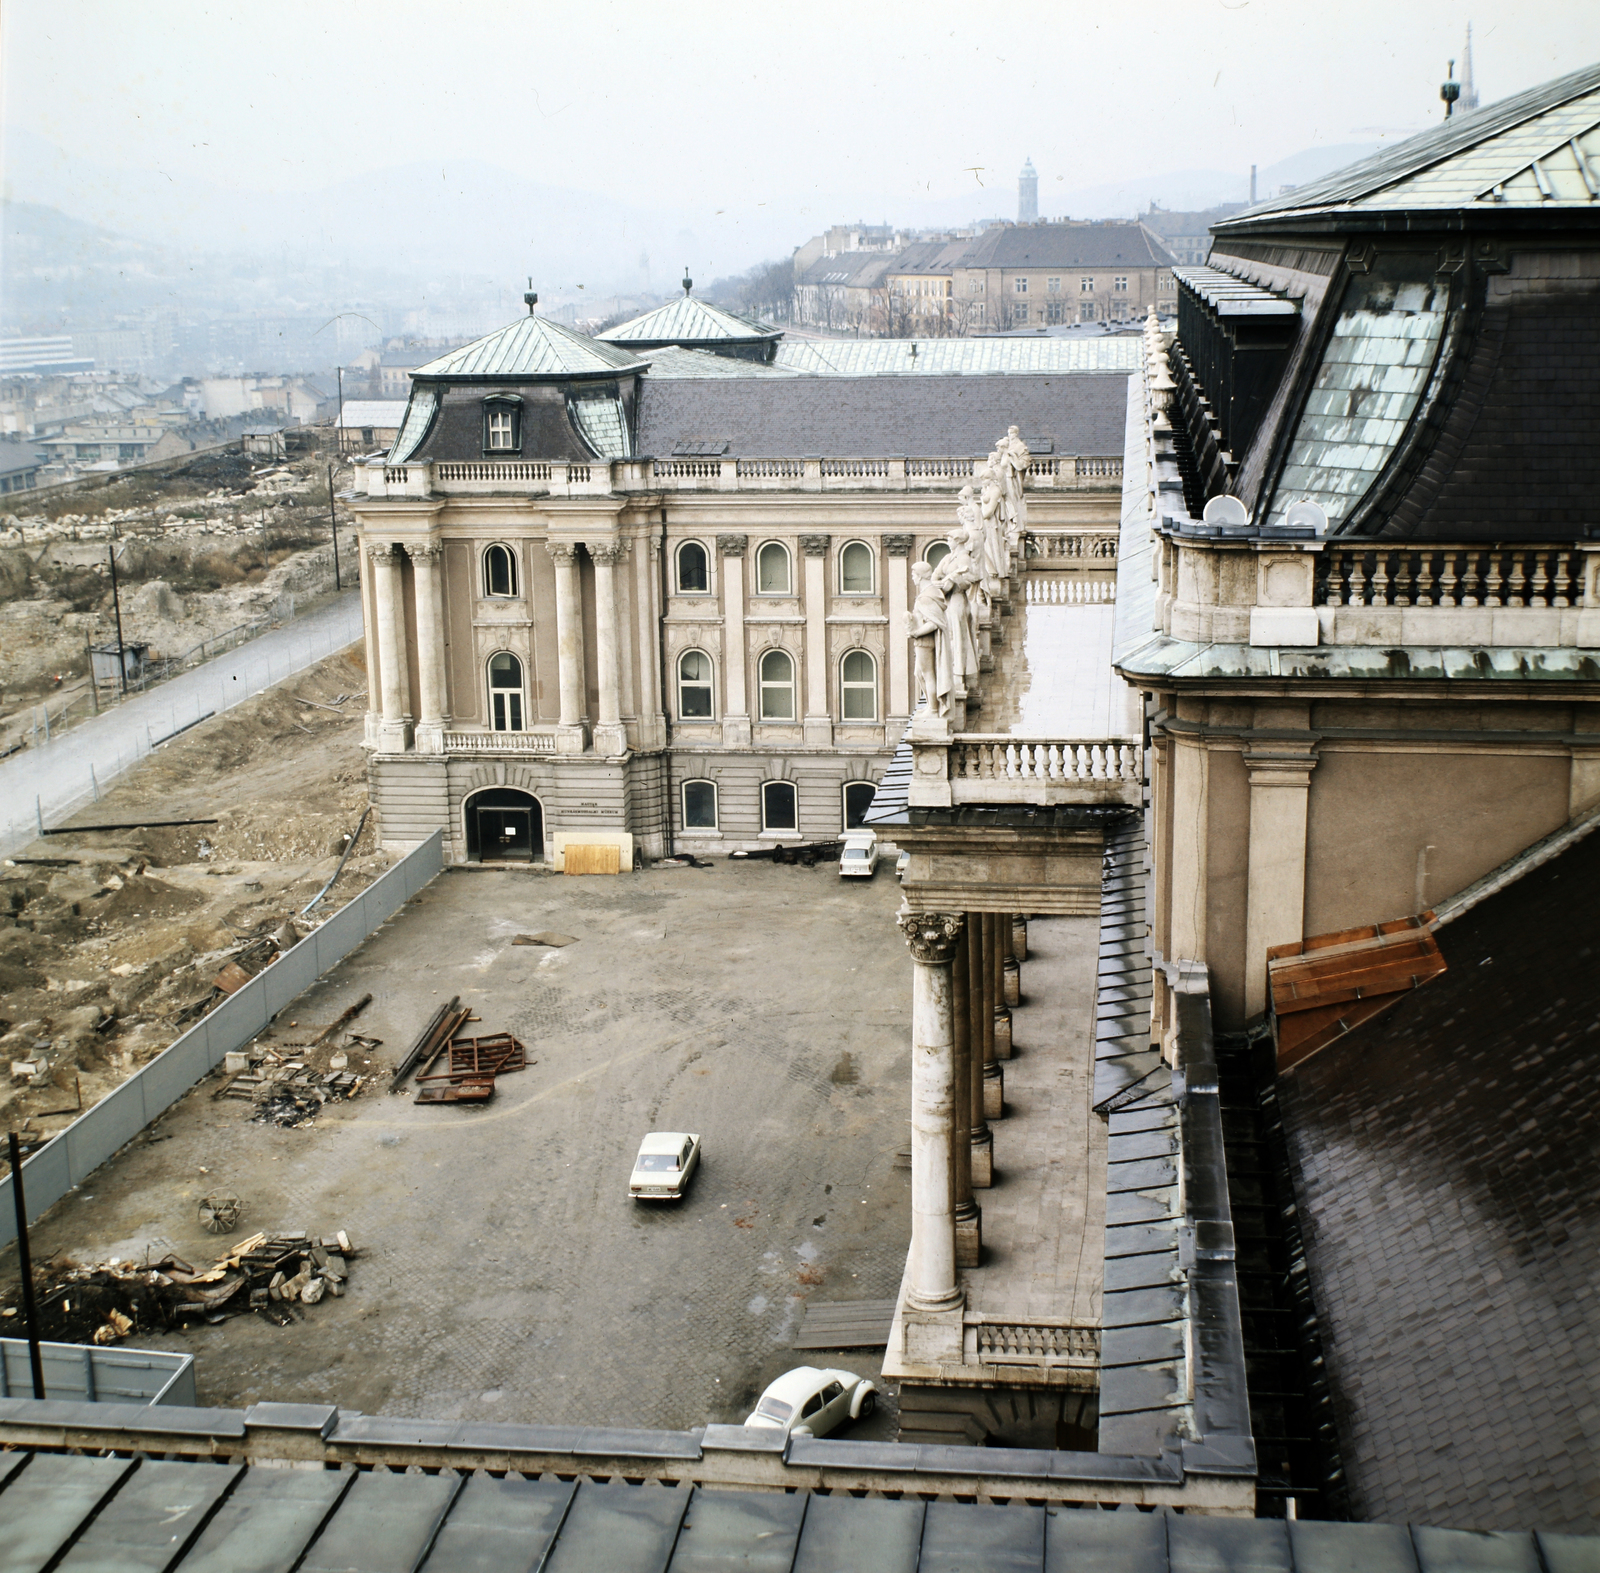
[636,373,1131,458]
[638,346,805,378]
[958,223,1177,270]
[772,336,1143,376]
[411,314,645,380]
[597,295,780,346]
[1219,61,1600,220]
[0,444,45,478]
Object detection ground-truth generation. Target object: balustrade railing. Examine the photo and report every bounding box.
[735,458,803,479]
[1025,577,1116,604]
[952,737,1141,784]
[969,1318,1099,1367]
[1026,531,1120,561]
[1318,544,1588,609]
[654,459,721,480]
[442,730,557,753]
[906,457,974,479]
[435,461,553,482]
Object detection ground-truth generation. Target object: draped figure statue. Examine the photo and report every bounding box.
[909,561,952,716]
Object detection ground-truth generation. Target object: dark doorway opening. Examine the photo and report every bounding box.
[466,788,543,863]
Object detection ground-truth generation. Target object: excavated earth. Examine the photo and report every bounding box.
[0,644,391,1144]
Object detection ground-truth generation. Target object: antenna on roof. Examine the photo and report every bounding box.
[524,278,538,315]
[1440,59,1461,118]
[682,268,693,296]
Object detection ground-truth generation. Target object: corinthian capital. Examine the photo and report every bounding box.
[545,541,576,567]
[408,542,443,564]
[896,908,964,964]
[590,541,630,566]
[366,541,402,566]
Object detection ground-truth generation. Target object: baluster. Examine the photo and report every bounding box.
[1008,744,1024,779]
[1075,745,1091,780]
[1123,745,1140,781]
[1347,554,1367,606]
[1319,553,1340,607]
[1413,551,1435,607]
[1438,551,1458,607]
[1370,550,1390,607]
[1506,551,1526,607]
[1529,551,1549,607]
[1551,551,1571,609]
[1046,743,1062,780]
[1484,551,1503,607]
[1391,551,1412,606]
[1458,550,1479,607]
[974,745,991,780]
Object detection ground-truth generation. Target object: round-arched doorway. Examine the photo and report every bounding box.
[465,788,544,863]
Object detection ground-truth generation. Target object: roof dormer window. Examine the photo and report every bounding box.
[483,396,521,454]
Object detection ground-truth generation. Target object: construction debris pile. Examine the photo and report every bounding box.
[214,994,379,1127]
[2,1229,361,1345]
[391,996,531,1105]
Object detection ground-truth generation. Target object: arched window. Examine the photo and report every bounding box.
[924,540,950,571]
[757,541,791,595]
[682,779,718,830]
[761,780,797,832]
[677,649,713,719]
[839,540,874,594]
[843,781,877,830]
[483,543,518,598]
[840,650,877,721]
[488,652,525,732]
[759,649,795,720]
[677,541,709,594]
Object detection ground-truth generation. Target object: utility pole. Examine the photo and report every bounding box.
[328,463,341,591]
[335,365,345,460]
[108,538,128,696]
[8,1132,46,1400]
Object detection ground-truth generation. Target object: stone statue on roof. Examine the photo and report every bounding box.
[909,561,952,716]
[996,425,1031,547]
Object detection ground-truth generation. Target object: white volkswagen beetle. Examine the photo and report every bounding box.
[743,1365,877,1438]
[629,1131,702,1200]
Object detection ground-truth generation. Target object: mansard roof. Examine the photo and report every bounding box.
[1217,60,1600,227]
[956,222,1177,270]
[410,314,645,381]
[597,295,780,349]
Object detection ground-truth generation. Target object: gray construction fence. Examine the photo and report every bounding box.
[0,832,444,1245]
[0,1339,194,1407]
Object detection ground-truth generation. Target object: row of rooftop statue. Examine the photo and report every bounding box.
[910,426,1032,719]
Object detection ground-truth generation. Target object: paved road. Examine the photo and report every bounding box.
[24,861,915,1436]
[0,591,364,858]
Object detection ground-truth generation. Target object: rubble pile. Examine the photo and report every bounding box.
[1,1230,362,1344]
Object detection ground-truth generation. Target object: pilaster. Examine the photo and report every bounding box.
[1243,736,1319,1019]
[718,535,751,748]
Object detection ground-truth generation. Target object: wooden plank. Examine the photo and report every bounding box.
[794,1299,896,1350]
[564,843,621,876]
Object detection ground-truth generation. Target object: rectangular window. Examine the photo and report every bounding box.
[1114,275,1129,291]
[485,407,519,451]
[1014,277,1029,294]
[1080,303,1096,322]
[1047,277,1061,293]
[970,278,984,295]
[1080,276,1094,292]
[1045,302,1065,325]
[1011,302,1031,326]
[682,781,718,829]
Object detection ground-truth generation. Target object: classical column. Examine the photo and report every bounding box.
[718,535,751,748]
[360,537,382,748]
[800,534,832,748]
[896,910,966,1336]
[410,542,448,754]
[369,542,412,752]
[546,542,587,754]
[884,534,913,729]
[1243,739,1319,1018]
[950,917,981,1268]
[638,534,666,751]
[966,914,993,1188]
[982,913,1004,1122]
[591,541,627,757]
[994,910,1013,1060]
[614,539,637,737]
[1012,914,1028,961]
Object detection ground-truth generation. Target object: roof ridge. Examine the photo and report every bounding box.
[1431,798,1600,929]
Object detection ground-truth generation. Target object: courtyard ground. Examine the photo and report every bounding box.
[6,858,915,1438]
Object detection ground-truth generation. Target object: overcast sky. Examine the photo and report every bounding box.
[5,0,1599,219]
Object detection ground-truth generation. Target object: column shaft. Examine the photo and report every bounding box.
[370,543,411,751]
[718,536,751,747]
[801,537,832,748]
[951,925,980,1267]
[982,913,1004,1121]
[966,914,993,1188]
[885,536,912,726]
[547,543,586,752]
[898,911,965,1313]
[411,543,448,753]
[592,543,626,755]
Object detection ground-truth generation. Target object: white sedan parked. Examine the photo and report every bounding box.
[839,830,879,878]
[744,1366,877,1438]
[628,1131,702,1200]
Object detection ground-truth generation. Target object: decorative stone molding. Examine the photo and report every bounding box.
[1242,742,1319,789]
[590,541,630,566]
[545,542,576,567]
[716,534,748,556]
[897,909,964,964]
[367,542,403,565]
[800,535,831,557]
[883,534,915,557]
[409,542,443,564]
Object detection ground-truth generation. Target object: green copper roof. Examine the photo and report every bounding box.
[411,315,645,380]
[1220,61,1600,221]
[598,296,780,346]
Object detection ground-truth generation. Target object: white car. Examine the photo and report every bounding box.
[744,1365,877,1438]
[839,830,879,878]
[629,1131,702,1200]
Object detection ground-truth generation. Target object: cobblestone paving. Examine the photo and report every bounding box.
[15,861,914,1437]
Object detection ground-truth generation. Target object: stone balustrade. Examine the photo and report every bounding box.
[967,1316,1100,1369]
[1025,530,1121,562]
[1025,577,1116,605]
[909,735,1144,807]
[1154,525,1600,650]
[359,454,1123,500]
[440,730,557,754]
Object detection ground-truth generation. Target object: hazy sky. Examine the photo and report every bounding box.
[5,0,1600,220]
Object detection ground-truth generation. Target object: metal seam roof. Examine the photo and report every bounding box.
[411,315,645,380]
[1172,266,1298,317]
[597,295,780,345]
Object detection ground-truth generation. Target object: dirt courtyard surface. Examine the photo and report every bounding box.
[8,859,915,1437]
